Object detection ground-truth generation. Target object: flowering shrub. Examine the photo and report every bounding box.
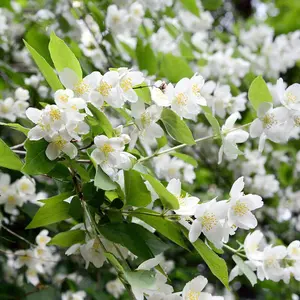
[1,0,300,299]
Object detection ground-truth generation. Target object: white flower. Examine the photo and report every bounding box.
[229,260,257,282]
[0,190,23,214]
[36,230,51,248]
[62,290,87,300]
[14,249,37,270]
[44,129,77,160]
[227,177,263,230]
[189,198,228,248]
[182,275,223,300]
[166,179,199,215]
[166,78,201,120]
[151,81,170,107]
[90,70,121,108]
[15,87,29,101]
[106,278,125,299]
[131,101,164,143]
[244,230,264,261]
[218,112,249,164]
[0,98,16,121]
[26,268,39,286]
[118,68,144,103]
[276,78,300,111]
[287,241,300,260]
[106,5,128,34]
[250,102,289,151]
[190,74,207,106]
[66,120,90,141]
[59,68,100,100]
[259,245,287,282]
[80,238,106,268]
[16,176,35,196]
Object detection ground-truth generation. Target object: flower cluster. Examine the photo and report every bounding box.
[0,173,36,215]
[5,230,59,286]
[0,88,30,121]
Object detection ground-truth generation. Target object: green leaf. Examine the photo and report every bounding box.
[201,106,221,137]
[26,201,71,229]
[183,229,229,288]
[125,270,156,290]
[94,166,117,191]
[136,39,157,75]
[202,0,223,10]
[142,173,179,209]
[232,255,257,286]
[124,170,152,207]
[82,181,105,208]
[248,76,273,111]
[22,139,56,175]
[134,84,152,104]
[131,208,189,250]
[48,229,85,247]
[24,40,63,91]
[180,0,200,16]
[0,122,29,135]
[160,54,193,82]
[49,32,82,79]
[68,196,83,221]
[87,103,113,138]
[0,138,23,171]
[99,222,168,260]
[161,108,195,145]
[170,152,198,167]
[39,192,74,204]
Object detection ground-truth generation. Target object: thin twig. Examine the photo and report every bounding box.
[1,224,35,247]
[12,150,26,155]
[10,142,25,150]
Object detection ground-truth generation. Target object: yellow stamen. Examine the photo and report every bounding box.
[233,200,249,217]
[97,81,112,96]
[120,78,133,92]
[200,213,217,231]
[262,113,277,129]
[187,290,201,300]
[175,93,187,105]
[74,81,90,95]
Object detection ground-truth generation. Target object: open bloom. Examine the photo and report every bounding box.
[44,129,77,160]
[90,70,121,108]
[276,78,300,111]
[80,238,106,269]
[189,198,228,248]
[228,177,263,230]
[166,179,199,215]
[250,102,289,151]
[36,230,51,248]
[287,241,300,260]
[244,230,264,261]
[182,275,223,300]
[118,68,144,103]
[218,112,249,164]
[59,68,100,100]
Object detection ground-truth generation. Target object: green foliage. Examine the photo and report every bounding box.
[201,106,221,137]
[0,122,29,135]
[82,181,105,208]
[170,152,198,167]
[22,139,56,175]
[160,54,193,82]
[38,191,75,204]
[142,173,179,209]
[248,76,273,111]
[232,255,257,286]
[87,103,114,138]
[49,229,85,247]
[136,38,157,75]
[49,32,82,78]
[26,201,71,229]
[180,0,200,16]
[0,138,23,171]
[24,40,63,91]
[124,169,152,207]
[202,0,223,10]
[68,196,83,221]
[99,223,168,260]
[131,208,190,250]
[161,108,195,145]
[94,166,118,191]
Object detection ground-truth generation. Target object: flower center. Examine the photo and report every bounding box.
[291,247,300,256]
[59,94,69,103]
[294,116,300,127]
[187,290,201,300]
[140,112,151,127]
[7,195,16,204]
[262,113,277,129]
[54,137,67,149]
[101,143,114,156]
[20,182,29,192]
[49,108,61,121]
[120,78,133,92]
[200,212,217,231]
[74,80,90,95]
[233,200,249,216]
[175,93,187,105]
[265,257,277,268]
[192,84,201,95]
[97,81,112,96]
[286,92,296,103]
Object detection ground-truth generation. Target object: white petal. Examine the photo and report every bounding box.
[59,68,79,89]
[45,143,60,160]
[189,219,202,243]
[250,119,263,138]
[166,178,181,197]
[257,102,273,118]
[62,143,78,159]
